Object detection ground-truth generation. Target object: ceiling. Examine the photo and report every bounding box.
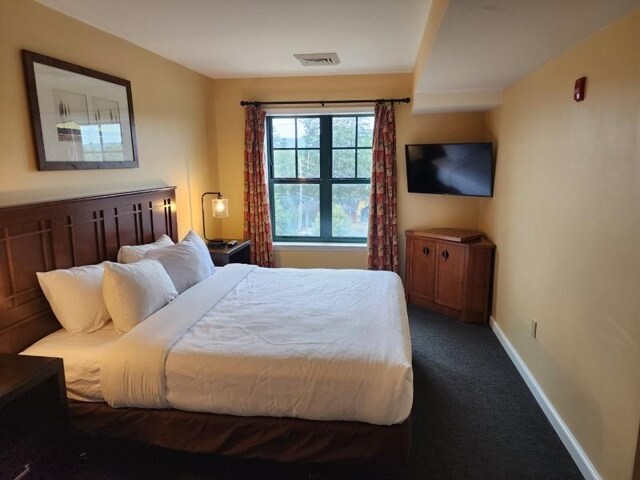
[36,0,639,112]
[35,0,430,78]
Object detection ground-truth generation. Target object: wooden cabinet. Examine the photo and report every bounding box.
[405,229,495,323]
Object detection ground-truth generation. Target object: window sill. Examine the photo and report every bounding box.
[273,242,367,252]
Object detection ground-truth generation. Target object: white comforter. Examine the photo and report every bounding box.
[101,265,413,425]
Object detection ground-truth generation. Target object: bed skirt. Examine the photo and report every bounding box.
[68,401,412,467]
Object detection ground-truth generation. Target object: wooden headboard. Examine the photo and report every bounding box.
[0,187,177,353]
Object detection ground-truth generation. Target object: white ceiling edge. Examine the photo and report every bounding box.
[418,0,640,93]
[412,0,639,113]
[209,67,413,80]
[412,89,503,114]
[411,0,449,94]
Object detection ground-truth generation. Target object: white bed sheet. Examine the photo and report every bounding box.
[100,264,412,425]
[21,323,120,401]
[165,266,413,425]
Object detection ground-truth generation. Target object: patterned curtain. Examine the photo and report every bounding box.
[367,103,399,273]
[243,105,275,267]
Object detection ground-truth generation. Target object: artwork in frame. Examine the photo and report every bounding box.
[22,50,139,170]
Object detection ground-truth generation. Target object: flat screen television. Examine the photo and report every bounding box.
[405,142,494,197]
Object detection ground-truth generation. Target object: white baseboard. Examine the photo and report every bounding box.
[489,316,601,480]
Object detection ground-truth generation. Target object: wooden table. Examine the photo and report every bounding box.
[207,239,251,266]
[0,354,69,479]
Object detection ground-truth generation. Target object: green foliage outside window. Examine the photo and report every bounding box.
[268,114,373,242]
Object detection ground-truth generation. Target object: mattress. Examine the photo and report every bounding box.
[21,323,120,401]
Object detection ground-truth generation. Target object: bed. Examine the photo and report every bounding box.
[0,186,413,467]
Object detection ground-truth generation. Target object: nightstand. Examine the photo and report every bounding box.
[0,354,69,479]
[207,239,251,266]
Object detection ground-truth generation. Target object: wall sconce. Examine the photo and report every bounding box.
[201,191,229,246]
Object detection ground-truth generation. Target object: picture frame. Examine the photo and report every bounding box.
[22,50,139,170]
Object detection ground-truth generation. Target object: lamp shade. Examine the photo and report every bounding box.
[212,198,229,218]
[201,191,228,244]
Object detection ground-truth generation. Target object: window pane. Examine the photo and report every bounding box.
[104,152,125,161]
[357,149,372,179]
[332,184,371,238]
[274,184,320,237]
[101,123,123,144]
[357,116,374,147]
[332,149,356,178]
[297,118,320,148]
[298,149,320,178]
[272,118,295,148]
[83,153,102,162]
[273,150,296,178]
[332,117,356,147]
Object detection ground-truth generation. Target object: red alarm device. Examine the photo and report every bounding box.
[574,77,587,102]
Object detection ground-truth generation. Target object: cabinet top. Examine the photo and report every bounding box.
[406,228,484,243]
[0,354,62,405]
[406,229,495,248]
[206,239,250,254]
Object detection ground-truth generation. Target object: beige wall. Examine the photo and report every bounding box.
[211,74,487,270]
[480,10,640,480]
[273,247,368,270]
[0,0,213,237]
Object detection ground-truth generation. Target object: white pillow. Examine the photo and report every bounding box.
[102,259,178,333]
[117,234,174,264]
[183,230,216,273]
[37,264,109,333]
[144,230,215,294]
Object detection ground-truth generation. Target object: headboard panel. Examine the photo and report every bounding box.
[0,187,177,353]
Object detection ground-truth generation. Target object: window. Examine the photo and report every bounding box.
[267,114,374,243]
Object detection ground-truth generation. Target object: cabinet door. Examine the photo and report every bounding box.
[408,238,436,301]
[435,242,466,310]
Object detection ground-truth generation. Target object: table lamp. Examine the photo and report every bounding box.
[201,191,229,247]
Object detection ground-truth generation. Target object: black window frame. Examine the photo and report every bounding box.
[267,114,373,243]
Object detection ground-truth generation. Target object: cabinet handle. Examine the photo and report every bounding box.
[422,246,430,256]
[442,250,449,260]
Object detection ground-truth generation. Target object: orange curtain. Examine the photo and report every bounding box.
[243,105,274,267]
[367,103,399,273]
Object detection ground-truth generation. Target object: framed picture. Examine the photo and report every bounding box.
[22,50,139,170]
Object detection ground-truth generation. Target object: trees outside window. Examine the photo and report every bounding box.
[268,114,373,242]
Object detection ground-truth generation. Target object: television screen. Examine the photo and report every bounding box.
[405,143,494,197]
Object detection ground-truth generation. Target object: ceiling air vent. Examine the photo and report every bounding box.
[294,53,340,67]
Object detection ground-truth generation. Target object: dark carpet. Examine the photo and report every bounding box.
[58,306,583,479]
[405,305,582,480]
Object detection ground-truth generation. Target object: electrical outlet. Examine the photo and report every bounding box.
[531,319,538,339]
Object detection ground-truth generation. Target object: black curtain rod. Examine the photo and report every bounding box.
[240,97,410,107]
